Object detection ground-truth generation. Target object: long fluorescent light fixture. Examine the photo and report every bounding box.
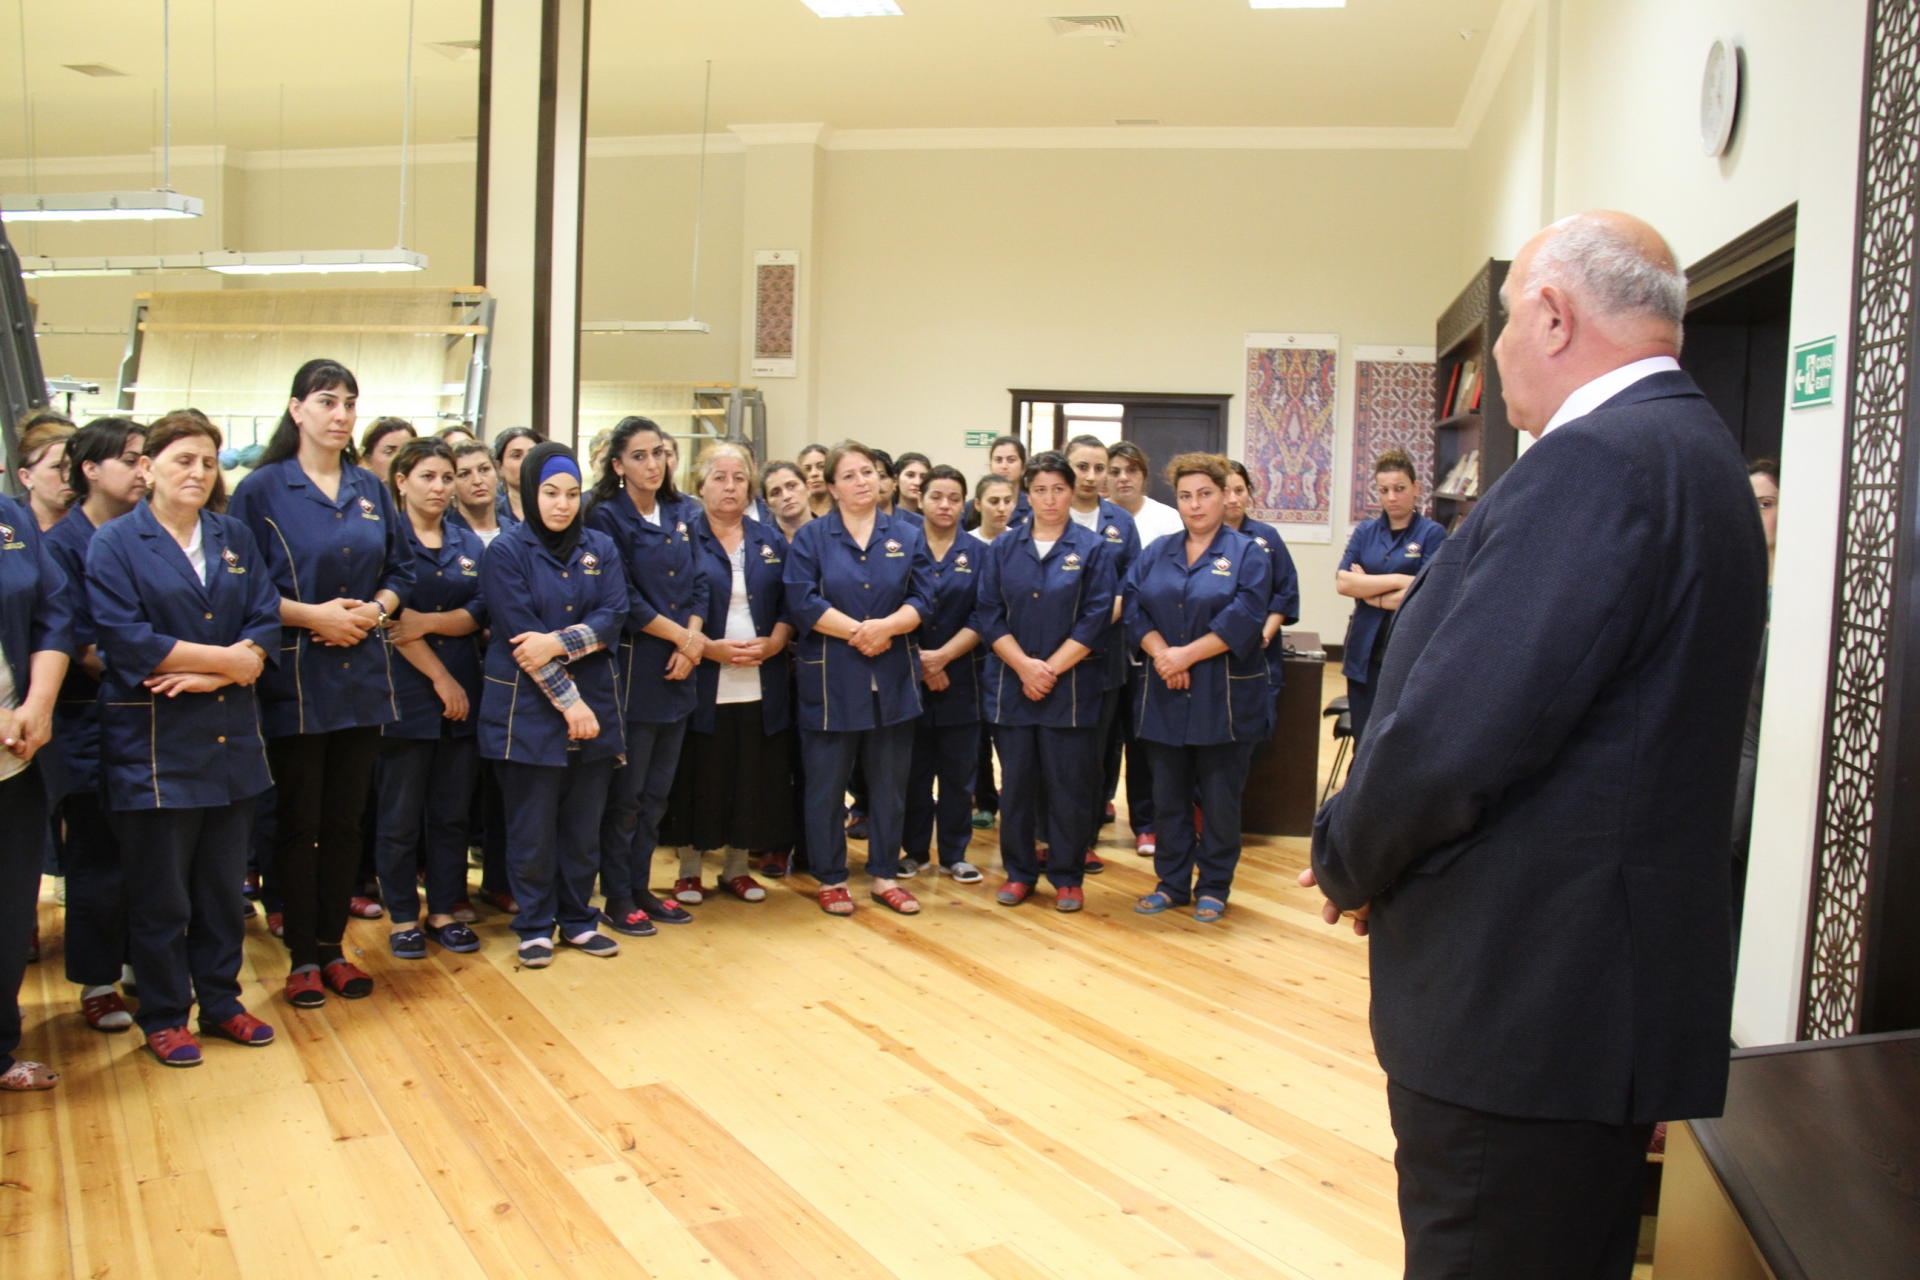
[2,189,204,222]
[581,319,712,333]
[1251,1,1345,8]
[802,1,903,16]
[20,248,427,277]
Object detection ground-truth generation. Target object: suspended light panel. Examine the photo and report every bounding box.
[19,248,428,277]
[1,189,204,222]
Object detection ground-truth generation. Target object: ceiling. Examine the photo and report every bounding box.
[1,0,1512,158]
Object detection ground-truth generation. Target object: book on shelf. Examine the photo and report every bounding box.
[1441,363,1462,419]
[1452,360,1480,416]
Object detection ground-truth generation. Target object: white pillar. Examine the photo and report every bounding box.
[477,0,589,448]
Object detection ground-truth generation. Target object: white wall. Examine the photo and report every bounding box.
[812,144,1469,638]
[1462,0,1869,1045]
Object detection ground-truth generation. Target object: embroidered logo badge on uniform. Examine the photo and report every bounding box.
[1104,525,1121,541]
[1406,544,1422,558]
[760,543,778,562]
[676,521,689,536]
[458,555,478,575]
[358,496,379,518]
[1062,552,1083,570]
[581,551,601,573]
[1254,536,1269,549]
[884,538,904,557]
[1212,556,1233,576]
[0,523,19,550]
[222,546,245,573]
[954,552,969,569]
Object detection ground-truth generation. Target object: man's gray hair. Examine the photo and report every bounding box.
[1523,215,1687,332]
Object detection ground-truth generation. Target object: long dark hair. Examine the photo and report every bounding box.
[260,358,360,468]
[590,415,681,507]
[361,416,416,458]
[65,416,143,504]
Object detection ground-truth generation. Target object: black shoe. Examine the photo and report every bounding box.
[600,898,659,937]
[637,889,693,925]
[845,815,870,841]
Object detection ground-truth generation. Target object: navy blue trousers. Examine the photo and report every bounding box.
[112,800,257,1034]
[59,790,127,987]
[800,716,912,885]
[1143,740,1256,904]
[1347,643,1387,747]
[597,717,689,905]
[478,762,510,895]
[1123,664,1155,836]
[905,718,980,866]
[499,755,616,942]
[0,765,46,1072]
[374,733,479,922]
[994,724,1099,889]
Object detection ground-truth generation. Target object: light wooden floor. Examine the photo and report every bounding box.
[5,671,1410,1279]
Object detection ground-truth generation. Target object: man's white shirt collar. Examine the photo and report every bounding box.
[1541,356,1682,436]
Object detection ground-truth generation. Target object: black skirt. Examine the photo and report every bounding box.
[659,702,797,852]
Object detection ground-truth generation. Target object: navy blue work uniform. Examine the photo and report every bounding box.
[1237,515,1304,702]
[1125,524,1274,908]
[905,531,985,871]
[975,520,1115,890]
[0,495,73,1075]
[375,519,488,926]
[659,513,796,857]
[43,509,128,990]
[87,503,282,1035]
[478,520,626,943]
[1339,511,1447,743]
[783,508,934,885]
[965,491,1032,530]
[228,458,414,976]
[586,491,708,917]
[1078,500,1138,843]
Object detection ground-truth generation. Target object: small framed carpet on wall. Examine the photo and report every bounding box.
[1244,332,1338,543]
[1349,345,1437,526]
[752,249,799,378]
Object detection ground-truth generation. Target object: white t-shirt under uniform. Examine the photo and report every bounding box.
[715,543,761,705]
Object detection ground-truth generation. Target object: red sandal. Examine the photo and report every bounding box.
[869,885,921,915]
[818,884,855,917]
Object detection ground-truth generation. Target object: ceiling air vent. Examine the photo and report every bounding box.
[1049,15,1131,39]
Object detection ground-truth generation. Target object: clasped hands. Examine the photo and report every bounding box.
[308,597,383,647]
[1296,866,1371,936]
[847,617,897,658]
[1017,654,1058,702]
[144,641,267,699]
[1151,643,1197,691]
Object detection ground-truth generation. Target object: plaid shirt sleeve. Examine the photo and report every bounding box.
[530,625,608,711]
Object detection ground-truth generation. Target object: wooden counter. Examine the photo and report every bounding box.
[1241,630,1324,837]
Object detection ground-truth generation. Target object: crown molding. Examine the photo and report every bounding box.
[235,141,478,170]
[826,125,1464,151]
[588,133,745,158]
[728,122,834,147]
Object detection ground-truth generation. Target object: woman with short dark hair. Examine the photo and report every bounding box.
[1335,450,1446,744]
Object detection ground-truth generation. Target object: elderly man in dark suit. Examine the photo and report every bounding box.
[1304,211,1769,1280]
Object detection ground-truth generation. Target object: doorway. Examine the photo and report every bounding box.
[1682,207,1795,464]
[1009,390,1229,506]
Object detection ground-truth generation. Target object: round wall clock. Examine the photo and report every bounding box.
[1701,38,1741,157]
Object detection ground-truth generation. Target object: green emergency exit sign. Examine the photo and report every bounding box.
[963,430,996,447]
[1791,337,1837,409]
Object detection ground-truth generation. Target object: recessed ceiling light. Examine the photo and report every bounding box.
[63,63,130,77]
[1250,1,1346,9]
[802,1,903,17]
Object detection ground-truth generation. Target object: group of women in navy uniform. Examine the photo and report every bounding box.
[3,356,1389,1089]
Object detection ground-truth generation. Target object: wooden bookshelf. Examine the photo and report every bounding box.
[1431,259,1513,532]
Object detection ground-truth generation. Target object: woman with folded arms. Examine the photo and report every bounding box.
[228,359,414,1009]
[479,443,627,966]
[375,439,487,959]
[587,416,706,932]
[44,417,146,1033]
[662,442,795,902]
[1126,454,1274,923]
[904,465,985,884]
[0,483,73,1090]
[783,441,932,917]
[974,451,1115,913]
[88,413,283,1065]
[1335,449,1446,745]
